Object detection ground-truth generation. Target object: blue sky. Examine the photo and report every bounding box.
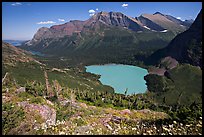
[2,2,202,40]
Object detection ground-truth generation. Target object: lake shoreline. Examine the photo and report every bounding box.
[86,64,148,95]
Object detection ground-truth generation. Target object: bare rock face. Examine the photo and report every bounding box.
[33,27,53,40]
[18,101,56,126]
[16,87,26,94]
[160,56,179,69]
[85,11,144,31]
[137,15,165,31]
[51,20,84,36]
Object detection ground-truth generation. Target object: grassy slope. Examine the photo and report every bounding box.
[3,61,114,93]
[151,64,202,106]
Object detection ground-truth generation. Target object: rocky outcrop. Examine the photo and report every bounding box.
[160,56,179,69]
[18,101,56,126]
[16,87,26,94]
[86,11,145,31]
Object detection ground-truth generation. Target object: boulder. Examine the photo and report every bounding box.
[120,109,131,115]
[16,87,26,94]
[18,101,56,126]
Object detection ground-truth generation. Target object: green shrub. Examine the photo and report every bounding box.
[30,96,44,104]
[2,103,25,135]
[56,105,74,121]
[25,81,46,97]
[73,117,87,126]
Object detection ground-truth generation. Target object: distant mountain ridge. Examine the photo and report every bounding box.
[145,9,202,68]
[3,40,26,46]
[23,11,192,48]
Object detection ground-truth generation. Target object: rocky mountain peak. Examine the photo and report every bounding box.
[153,12,165,16]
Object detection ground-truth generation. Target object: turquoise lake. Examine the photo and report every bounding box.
[85,64,148,95]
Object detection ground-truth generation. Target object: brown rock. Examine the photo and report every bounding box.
[120,109,131,115]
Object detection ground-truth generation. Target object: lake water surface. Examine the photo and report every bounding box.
[86,64,148,95]
[29,50,45,56]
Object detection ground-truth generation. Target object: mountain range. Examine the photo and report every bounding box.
[20,11,193,64]
[25,11,192,45]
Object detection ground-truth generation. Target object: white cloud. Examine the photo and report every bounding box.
[96,8,98,11]
[122,3,128,8]
[37,21,56,25]
[89,9,95,13]
[58,19,65,22]
[176,17,181,20]
[11,2,22,6]
[88,9,96,16]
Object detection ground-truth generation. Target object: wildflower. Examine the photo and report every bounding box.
[147,130,151,134]
[52,127,55,130]
[177,128,181,131]
[199,120,202,125]
[162,127,169,131]
[196,124,202,127]
[132,128,137,130]
[173,121,177,124]
[59,131,65,135]
[112,131,117,134]
[34,126,38,130]
[169,124,173,128]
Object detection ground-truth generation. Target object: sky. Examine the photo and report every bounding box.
[2,2,202,40]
